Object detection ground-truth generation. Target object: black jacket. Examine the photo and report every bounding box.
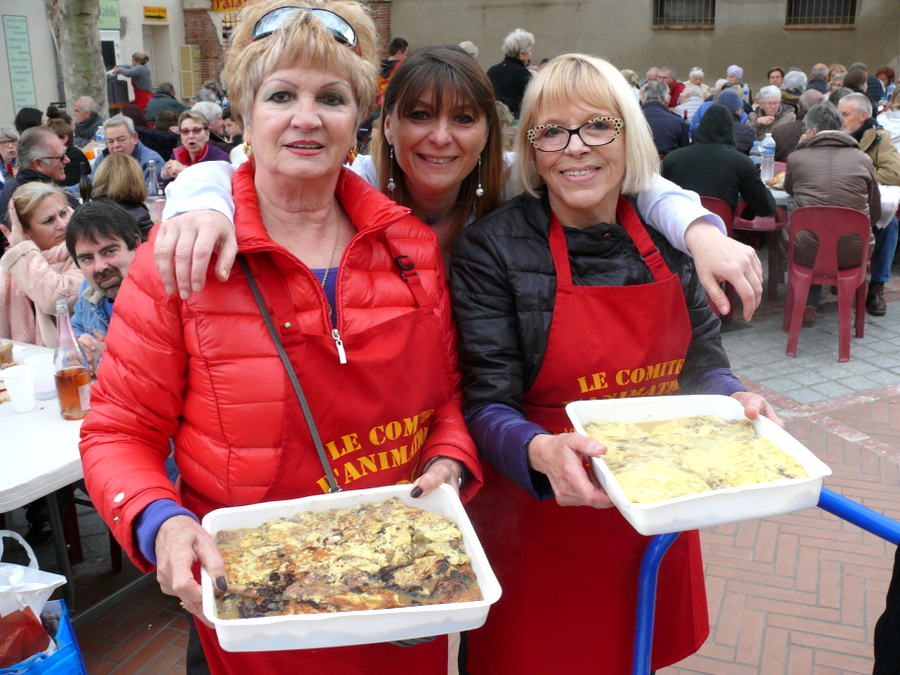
[450,190,731,415]
[661,104,776,219]
[733,118,757,155]
[61,146,92,188]
[642,100,689,156]
[144,91,189,122]
[486,56,531,118]
[74,113,104,148]
[807,78,828,94]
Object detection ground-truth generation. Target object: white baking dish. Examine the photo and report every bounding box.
[200,484,502,652]
[566,395,831,536]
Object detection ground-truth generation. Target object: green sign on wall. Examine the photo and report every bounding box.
[2,16,36,111]
[99,0,120,30]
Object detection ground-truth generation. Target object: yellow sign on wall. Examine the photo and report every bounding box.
[143,6,167,21]
[212,0,249,11]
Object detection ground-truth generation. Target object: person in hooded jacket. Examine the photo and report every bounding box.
[662,104,775,220]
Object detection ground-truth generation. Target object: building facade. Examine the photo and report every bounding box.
[1,0,897,124]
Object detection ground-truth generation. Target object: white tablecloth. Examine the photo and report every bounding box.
[0,343,83,513]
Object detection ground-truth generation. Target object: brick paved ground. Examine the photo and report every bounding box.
[5,262,900,674]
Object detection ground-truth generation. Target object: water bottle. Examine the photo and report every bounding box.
[742,83,750,103]
[760,133,776,182]
[146,160,163,197]
[749,141,762,174]
[94,126,105,145]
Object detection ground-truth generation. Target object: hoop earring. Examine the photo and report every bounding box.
[387,145,396,192]
[475,155,484,198]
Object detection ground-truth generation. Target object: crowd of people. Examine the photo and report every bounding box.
[2,2,900,674]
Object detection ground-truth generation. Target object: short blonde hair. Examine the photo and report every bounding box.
[11,182,69,232]
[224,0,378,129]
[92,153,147,204]
[515,53,658,198]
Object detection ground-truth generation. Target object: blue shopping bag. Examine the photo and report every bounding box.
[0,600,87,675]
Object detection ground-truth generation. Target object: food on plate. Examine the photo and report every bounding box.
[583,415,807,503]
[215,497,482,619]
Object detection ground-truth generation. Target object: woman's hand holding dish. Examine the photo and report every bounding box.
[410,456,464,498]
[731,391,783,427]
[527,433,613,508]
[155,514,227,628]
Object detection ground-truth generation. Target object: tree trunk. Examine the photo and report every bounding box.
[44,0,108,115]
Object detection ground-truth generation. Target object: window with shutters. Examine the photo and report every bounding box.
[652,0,715,28]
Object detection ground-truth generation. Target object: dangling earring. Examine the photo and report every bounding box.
[387,145,396,192]
[475,155,484,198]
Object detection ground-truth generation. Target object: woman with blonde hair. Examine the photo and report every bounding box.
[91,152,153,239]
[827,63,848,83]
[80,2,483,673]
[0,182,80,346]
[114,52,154,112]
[450,53,780,674]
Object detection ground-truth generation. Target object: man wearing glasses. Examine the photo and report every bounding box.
[0,127,79,234]
[91,114,164,183]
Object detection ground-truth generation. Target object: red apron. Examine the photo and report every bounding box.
[184,251,456,675]
[466,198,709,674]
[133,86,152,112]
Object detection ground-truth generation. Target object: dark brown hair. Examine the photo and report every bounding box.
[843,68,868,92]
[373,44,505,244]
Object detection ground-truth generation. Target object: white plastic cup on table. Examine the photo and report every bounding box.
[3,364,35,413]
[24,354,56,400]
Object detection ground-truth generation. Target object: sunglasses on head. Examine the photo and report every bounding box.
[252,6,360,55]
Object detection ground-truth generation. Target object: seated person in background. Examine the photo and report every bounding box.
[688,68,710,99]
[830,73,846,92]
[0,182,81,346]
[0,126,79,230]
[807,63,829,94]
[767,67,785,90]
[222,109,243,145]
[191,101,233,153]
[784,101,880,325]
[138,109,181,162]
[662,103,776,220]
[66,200,142,371]
[92,114,164,184]
[0,126,19,192]
[838,92,900,316]
[144,82,189,123]
[690,82,747,138]
[750,85,796,140]
[674,83,705,121]
[161,111,230,182]
[880,88,900,147]
[91,153,154,240]
[781,70,808,111]
[640,79,688,156]
[46,118,91,189]
[72,97,104,148]
[773,89,825,161]
[659,65,684,109]
[717,88,757,154]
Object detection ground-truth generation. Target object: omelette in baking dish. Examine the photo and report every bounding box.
[583,415,807,504]
[214,497,482,619]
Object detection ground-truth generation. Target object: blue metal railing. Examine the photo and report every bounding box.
[632,487,900,675]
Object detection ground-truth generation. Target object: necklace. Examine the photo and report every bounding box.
[319,215,342,289]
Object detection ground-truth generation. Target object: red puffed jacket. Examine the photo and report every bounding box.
[80,165,483,572]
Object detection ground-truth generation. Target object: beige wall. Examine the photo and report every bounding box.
[390,0,900,96]
[0,0,186,123]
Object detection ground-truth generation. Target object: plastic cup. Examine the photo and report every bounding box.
[3,364,35,413]
[24,354,56,401]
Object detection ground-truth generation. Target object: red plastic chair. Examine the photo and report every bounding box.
[782,206,870,362]
[699,196,735,321]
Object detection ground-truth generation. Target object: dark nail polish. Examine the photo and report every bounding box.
[410,486,423,498]
[216,576,228,593]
